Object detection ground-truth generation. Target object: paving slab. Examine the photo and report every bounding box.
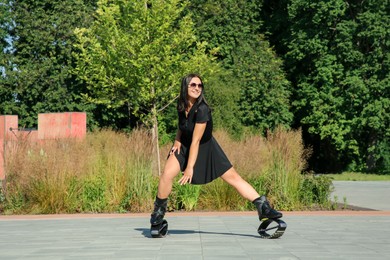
[1,212,390,260]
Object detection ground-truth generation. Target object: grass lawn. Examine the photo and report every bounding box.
[326,172,390,181]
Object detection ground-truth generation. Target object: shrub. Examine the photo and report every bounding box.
[299,174,334,208]
[0,181,5,213]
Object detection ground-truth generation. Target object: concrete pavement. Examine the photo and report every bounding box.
[1,181,390,260]
[331,181,390,211]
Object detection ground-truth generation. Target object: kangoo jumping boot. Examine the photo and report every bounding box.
[253,195,283,220]
[150,197,168,238]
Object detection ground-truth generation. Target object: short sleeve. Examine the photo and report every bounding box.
[195,103,210,123]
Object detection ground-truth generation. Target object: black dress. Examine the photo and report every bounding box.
[173,101,232,184]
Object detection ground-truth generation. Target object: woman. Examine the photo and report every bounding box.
[150,73,282,235]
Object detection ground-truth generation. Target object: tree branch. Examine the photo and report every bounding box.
[157,95,178,112]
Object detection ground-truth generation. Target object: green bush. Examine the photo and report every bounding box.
[0,181,5,213]
[299,174,334,208]
[376,139,390,174]
[81,175,107,213]
[173,181,202,211]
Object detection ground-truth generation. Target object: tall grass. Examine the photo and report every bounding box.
[196,128,313,211]
[1,128,333,214]
[3,129,157,214]
[260,128,310,210]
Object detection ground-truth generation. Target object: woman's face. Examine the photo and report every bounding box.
[187,77,203,102]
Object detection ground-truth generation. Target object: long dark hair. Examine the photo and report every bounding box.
[177,73,210,112]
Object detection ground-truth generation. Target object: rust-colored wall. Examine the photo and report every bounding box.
[0,116,18,180]
[0,112,86,180]
[0,138,4,180]
[38,112,86,139]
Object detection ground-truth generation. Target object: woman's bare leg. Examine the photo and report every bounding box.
[221,167,283,219]
[157,154,181,199]
[220,167,260,201]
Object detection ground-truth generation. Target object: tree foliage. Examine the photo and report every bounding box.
[187,0,262,68]
[0,1,11,65]
[261,0,389,172]
[188,0,293,134]
[234,36,293,132]
[0,0,96,128]
[74,0,219,127]
[0,1,14,115]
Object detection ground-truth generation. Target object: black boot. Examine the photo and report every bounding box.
[253,195,282,220]
[150,197,168,225]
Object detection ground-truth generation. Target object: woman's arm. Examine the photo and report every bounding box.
[178,122,206,185]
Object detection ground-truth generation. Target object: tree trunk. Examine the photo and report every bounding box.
[366,131,377,171]
[152,104,161,176]
[127,101,131,129]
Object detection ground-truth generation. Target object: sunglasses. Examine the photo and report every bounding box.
[188,83,203,88]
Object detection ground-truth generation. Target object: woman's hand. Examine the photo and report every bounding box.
[169,140,181,156]
[179,167,193,185]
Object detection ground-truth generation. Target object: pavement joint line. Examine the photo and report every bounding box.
[1,210,390,221]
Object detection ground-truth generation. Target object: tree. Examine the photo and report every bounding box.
[0,1,11,68]
[0,0,96,128]
[0,0,14,115]
[74,0,220,175]
[234,36,293,133]
[188,0,293,134]
[187,0,263,68]
[261,0,389,172]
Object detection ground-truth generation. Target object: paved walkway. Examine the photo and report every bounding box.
[1,181,390,260]
[331,181,390,211]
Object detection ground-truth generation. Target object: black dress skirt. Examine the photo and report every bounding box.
[173,101,232,185]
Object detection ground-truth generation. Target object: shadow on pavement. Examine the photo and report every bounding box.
[135,228,260,239]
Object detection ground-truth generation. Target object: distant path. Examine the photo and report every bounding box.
[332,181,390,211]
